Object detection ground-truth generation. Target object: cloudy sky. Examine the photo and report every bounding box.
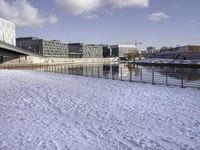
[0,0,199,50]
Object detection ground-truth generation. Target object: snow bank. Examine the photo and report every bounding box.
[0,70,200,150]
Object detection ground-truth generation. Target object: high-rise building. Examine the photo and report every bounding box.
[0,18,16,46]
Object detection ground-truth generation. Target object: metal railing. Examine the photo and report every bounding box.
[0,64,200,89]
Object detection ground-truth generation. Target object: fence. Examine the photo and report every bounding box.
[0,64,200,89]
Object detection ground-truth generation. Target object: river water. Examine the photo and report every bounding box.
[39,62,200,88]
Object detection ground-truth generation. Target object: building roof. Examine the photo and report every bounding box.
[16,37,40,41]
[0,17,15,25]
[111,44,136,48]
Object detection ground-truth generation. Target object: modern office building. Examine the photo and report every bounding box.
[83,45,103,58]
[100,44,111,58]
[110,44,137,58]
[68,43,103,58]
[0,18,16,46]
[68,43,83,58]
[16,37,68,58]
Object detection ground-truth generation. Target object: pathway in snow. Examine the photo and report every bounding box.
[0,70,200,150]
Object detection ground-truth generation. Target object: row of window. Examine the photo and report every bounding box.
[0,21,15,30]
[188,47,200,53]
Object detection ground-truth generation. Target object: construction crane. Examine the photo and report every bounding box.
[134,40,142,52]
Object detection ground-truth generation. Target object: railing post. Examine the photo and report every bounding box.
[140,68,143,82]
[112,68,114,80]
[61,65,63,74]
[130,70,132,82]
[152,69,155,85]
[166,71,168,86]
[181,75,184,88]
[92,67,94,77]
[64,65,66,74]
[121,67,123,81]
[104,71,106,79]
[98,66,100,78]
[86,67,88,76]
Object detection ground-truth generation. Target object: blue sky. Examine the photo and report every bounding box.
[0,0,200,50]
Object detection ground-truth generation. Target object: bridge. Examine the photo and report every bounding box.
[0,40,42,63]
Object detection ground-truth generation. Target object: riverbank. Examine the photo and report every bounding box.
[0,70,200,149]
[0,57,118,68]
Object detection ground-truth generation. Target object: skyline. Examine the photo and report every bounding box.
[0,0,200,50]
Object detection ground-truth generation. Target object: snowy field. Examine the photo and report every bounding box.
[0,70,200,150]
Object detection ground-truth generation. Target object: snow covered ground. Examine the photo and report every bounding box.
[0,70,200,150]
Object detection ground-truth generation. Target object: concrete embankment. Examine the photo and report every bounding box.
[0,57,118,68]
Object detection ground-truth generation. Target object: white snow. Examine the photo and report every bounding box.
[0,70,200,150]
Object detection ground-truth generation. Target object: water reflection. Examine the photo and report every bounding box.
[144,66,200,81]
[38,63,200,83]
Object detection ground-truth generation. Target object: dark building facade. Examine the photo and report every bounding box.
[102,45,111,57]
[68,43,83,58]
[16,37,68,58]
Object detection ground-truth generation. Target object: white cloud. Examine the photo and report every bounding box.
[108,0,149,8]
[49,15,59,24]
[148,12,169,22]
[82,14,98,20]
[55,0,101,15]
[55,0,150,15]
[0,0,58,27]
